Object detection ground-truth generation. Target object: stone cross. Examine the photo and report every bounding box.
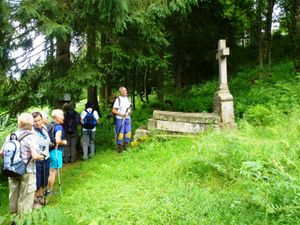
[213,39,236,129]
[216,39,230,91]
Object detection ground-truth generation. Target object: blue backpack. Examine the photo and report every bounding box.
[82,109,97,129]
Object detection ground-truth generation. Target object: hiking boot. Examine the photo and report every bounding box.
[117,144,123,153]
[34,202,43,209]
[45,189,53,196]
[123,143,129,150]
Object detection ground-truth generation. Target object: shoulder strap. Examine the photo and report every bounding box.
[17,132,32,166]
[17,132,32,142]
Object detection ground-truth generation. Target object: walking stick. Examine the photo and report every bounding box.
[116,105,132,142]
[55,145,62,195]
[42,151,47,206]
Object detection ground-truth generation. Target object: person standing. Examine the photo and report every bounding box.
[63,102,80,163]
[47,109,67,194]
[0,113,45,215]
[32,111,51,208]
[40,111,49,125]
[80,102,99,160]
[112,86,132,152]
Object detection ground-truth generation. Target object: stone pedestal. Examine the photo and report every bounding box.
[214,90,236,129]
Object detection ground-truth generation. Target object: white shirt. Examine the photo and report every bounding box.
[33,125,50,160]
[113,96,131,119]
[80,108,99,131]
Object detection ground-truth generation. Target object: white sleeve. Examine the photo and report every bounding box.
[81,110,87,120]
[113,98,119,109]
[94,111,99,120]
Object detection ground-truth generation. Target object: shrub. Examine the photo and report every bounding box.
[243,105,279,126]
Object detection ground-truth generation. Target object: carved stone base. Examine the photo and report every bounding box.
[213,90,236,129]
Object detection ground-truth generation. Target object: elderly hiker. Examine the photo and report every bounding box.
[32,111,51,208]
[0,113,45,215]
[112,86,132,152]
[47,109,67,195]
[40,111,49,125]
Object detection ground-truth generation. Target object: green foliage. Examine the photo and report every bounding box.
[243,105,281,126]
[0,0,13,73]
[16,0,72,40]
[170,80,218,112]
[0,208,76,225]
[232,60,300,123]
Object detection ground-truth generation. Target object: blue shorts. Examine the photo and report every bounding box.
[50,149,63,169]
[36,159,50,189]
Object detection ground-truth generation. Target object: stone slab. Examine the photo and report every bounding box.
[152,110,219,124]
[156,120,209,133]
[147,118,157,130]
[133,126,151,141]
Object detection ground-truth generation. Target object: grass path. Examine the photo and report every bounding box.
[46,136,206,224]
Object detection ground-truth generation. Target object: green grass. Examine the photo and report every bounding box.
[1,118,300,224]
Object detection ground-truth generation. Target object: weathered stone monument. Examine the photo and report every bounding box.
[213,39,236,129]
[134,39,236,140]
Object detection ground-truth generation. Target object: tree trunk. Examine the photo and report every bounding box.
[56,34,71,78]
[87,27,100,113]
[131,66,136,110]
[52,34,71,108]
[294,0,300,72]
[265,0,276,76]
[157,51,164,103]
[176,63,182,96]
[256,0,265,78]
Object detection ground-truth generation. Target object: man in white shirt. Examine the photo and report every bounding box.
[112,87,132,152]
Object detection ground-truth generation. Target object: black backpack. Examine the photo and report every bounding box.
[47,121,58,149]
[64,110,78,134]
[82,109,97,129]
[1,132,32,177]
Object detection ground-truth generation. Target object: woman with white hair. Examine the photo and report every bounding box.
[47,109,67,194]
[0,113,45,215]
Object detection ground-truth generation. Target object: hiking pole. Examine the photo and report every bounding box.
[43,156,47,206]
[41,149,47,207]
[55,145,62,195]
[116,104,132,143]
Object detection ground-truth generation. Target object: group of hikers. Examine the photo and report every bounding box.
[0,86,132,217]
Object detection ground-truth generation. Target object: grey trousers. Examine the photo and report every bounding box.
[64,133,78,163]
[82,130,96,160]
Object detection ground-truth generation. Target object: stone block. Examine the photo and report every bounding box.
[152,110,219,124]
[134,126,151,141]
[147,119,157,130]
[156,120,208,133]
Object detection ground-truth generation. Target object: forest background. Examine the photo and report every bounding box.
[1,0,299,113]
[1,0,300,224]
